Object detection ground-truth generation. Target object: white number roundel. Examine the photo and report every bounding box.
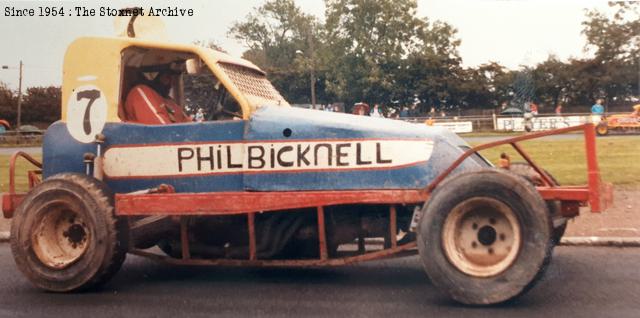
[66,85,108,143]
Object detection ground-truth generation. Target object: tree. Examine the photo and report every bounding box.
[323,0,463,111]
[532,56,572,109]
[0,82,17,124]
[21,86,61,124]
[582,2,640,104]
[228,0,324,104]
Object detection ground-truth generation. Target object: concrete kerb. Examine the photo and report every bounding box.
[559,236,640,247]
[0,230,639,247]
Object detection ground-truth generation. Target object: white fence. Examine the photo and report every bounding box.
[432,121,474,133]
[495,115,600,132]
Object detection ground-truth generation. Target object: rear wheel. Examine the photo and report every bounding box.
[10,173,128,292]
[418,170,552,305]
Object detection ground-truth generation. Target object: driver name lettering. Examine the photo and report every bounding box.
[176,142,392,172]
[103,139,433,178]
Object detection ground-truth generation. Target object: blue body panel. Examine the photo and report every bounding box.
[43,106,483,194]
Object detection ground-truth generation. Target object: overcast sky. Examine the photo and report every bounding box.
[0,0,612,90]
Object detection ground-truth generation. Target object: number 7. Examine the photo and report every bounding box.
[77,90,101,135]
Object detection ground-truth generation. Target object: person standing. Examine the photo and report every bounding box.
[194,108,205,122]
[370,104,384,118]
[400,107,408,118]
[555,104,563,115]
[530,102,539,116]
[591,99,605,115]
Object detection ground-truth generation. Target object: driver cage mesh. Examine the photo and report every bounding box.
[217,63,285,103]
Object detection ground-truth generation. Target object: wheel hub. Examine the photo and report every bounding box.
[477,225,497,246]
[31,203,91,269]
[63,223,88,247]
[442,197,521,277]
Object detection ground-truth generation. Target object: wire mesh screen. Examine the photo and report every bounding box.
[217,62,286,104]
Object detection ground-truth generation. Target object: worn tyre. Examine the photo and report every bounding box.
[418,169,552,305]
[10,173,128,292]
[596,123,609,136]
[509,163,567,245]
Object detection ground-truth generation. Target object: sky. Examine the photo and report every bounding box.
[0,0,614,90]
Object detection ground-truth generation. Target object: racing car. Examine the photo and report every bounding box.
[596,104,640,136]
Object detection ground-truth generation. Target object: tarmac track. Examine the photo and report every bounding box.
[0,245,638,317]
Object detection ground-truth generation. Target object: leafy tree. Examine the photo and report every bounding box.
[582,2,639,105]
[228,0,324,104]
[21,86,61,124]
[0,82,17,125]
[532,56,572,110]
[323,0,462,111]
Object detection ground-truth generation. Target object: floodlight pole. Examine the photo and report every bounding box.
[17,60,23,131]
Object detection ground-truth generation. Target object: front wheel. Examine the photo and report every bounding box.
[10,173,128,292]
[418,170,552,305]
[596,123,609,136]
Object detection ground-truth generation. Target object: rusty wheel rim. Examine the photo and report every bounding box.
[597,125,608,134]
[442,197,521,277]
[31,202,90,269]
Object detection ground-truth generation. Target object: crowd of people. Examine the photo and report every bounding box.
[343,102,448,119]
[310,98,626,121]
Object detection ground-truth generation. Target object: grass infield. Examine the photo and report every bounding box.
[472,136,640,187]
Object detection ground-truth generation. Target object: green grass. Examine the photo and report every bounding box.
[1,136,638,193]
[459,131,523,138]
[472,136,640,186]
[0,142,42,148]
[1,154,42,193]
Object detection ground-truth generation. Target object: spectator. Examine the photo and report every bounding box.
[530,102,539,116]
[408,104,418,117]
[353,102,369,116]
[555,104,563,115]
[400,107,408,118]
[591,99,605,115]
[194,108,205,122]
[370,104,384,118]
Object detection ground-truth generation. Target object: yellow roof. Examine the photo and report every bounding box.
[62,36,285,126]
